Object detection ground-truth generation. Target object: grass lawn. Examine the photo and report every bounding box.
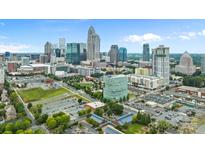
[122,123,145,134]
[76,82,93,88]
[18,87,69,103]
[128,92,136,100]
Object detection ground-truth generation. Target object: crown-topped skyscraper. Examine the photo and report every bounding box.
[87,26,100,66]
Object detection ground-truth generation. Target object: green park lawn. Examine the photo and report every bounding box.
[122,123,145,134]
[18,87,69,103]
[75,82,93,88]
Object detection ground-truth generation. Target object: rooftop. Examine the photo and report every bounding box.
[177,86,199,92]
[86,102,105,109]
[90,113,105,124]
[103,125,124,134]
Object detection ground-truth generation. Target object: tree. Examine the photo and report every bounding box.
[0,110,6,117]
[14,121,25,131]
[78,98,82,103]
[27,103,32,109]
[36,114,48,125]
[22,119,31,129]
[111,104,123,115]
[46,117,57,129]
[24,129,33,134]
[5,123,15,132]
[132,112,151,126]
[157,120,171,133]
[94,108,104,117]
[60,114,70,124]
[165,86,170,90]
[16,129,24,134]
[3,131,13,134]
[34,128,46,134]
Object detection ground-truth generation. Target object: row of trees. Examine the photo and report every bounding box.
[28,103,49,125]
[78,108,91,116]
[46,112,70,133]
[183,75,205,88]
[132,112,151,126]
[86,118,99,127]
[9,92,27,118]
[103,102,124,116]
[148,120,173,134]
[0,118,32,134]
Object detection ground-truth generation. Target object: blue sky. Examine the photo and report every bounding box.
[1,19,205,53]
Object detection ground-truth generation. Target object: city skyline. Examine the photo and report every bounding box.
[1,19,205,53]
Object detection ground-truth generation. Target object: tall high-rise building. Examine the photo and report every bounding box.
[118,47,127,62]
[50,52,56,64]
[59,38,66,49]
[175,51,196,75]
[39,54,48,64]
[108,45,119,65]
[103,75,128,100]
[7,61,18,72]
[21,57,30,66]
[152,45,170,84]
[54,48,61,57]
[201,54,205,74]
[52,43,58,49]
[87,26,100,63]
[4,51,11,61]
[142,43,150,61]
[0,63,4,89]
[66,43,81,65]
[44,42,53,62]
[59,38,66,57]
[80,43,87,61]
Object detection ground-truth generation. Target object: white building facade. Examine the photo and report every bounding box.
[87,26,100,63]
[152,45,170,85]
[128,74,164,90]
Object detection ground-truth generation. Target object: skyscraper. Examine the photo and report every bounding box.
[79,43,87,61]
[59,38,66,56]
[142,43,150,61]
[108,45,119,65]
[66,43,81,65]
[21,57,30,66]
[44,42,53,62]
[118,47,127,62]
[175,51,196,75]
[59,38,66,49]
[103,75,128,100]
[0,63,4,89]
[40,54,48,64]
[54,48,61,57]
[201,54,205,74]
[87,26,100,63]
[152,45,170,84]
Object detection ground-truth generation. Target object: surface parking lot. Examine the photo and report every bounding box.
[142,94,175,104]
[125,101,165,116]
[42,98,84,120]
[156,110,191,126]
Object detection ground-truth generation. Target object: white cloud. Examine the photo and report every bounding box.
[0,22,5,26]
[187,32,196,37]
[0,44,30,52]
[179,30,205,40]
[123,33,161,43]
[179,35,191,40]
[202,29,205,36]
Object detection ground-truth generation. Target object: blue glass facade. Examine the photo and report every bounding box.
[118,47,127,62]
[66,43,81,65]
